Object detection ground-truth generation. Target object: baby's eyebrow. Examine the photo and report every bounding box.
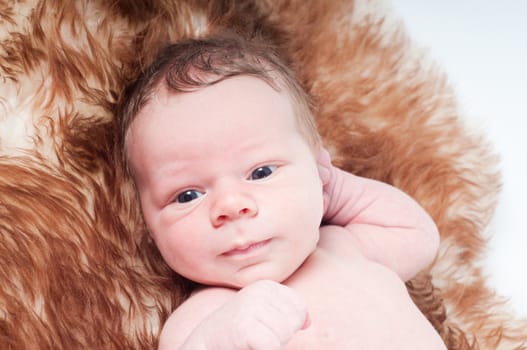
[154,158,195,176]
[147,164,190,189]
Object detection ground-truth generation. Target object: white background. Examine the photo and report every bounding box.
[392,1,527,318]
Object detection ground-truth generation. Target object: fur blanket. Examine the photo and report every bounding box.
[1,0,526,348]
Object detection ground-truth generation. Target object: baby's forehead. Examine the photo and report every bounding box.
[144,75,290,110]
[133,75,315,146]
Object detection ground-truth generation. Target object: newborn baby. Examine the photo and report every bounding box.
[118,33,447,349]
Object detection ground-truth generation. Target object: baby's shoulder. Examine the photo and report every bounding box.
[158,286,236,349]
[170,286,236,323]
[317,224,365,258]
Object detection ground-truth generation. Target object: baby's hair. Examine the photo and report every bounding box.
[117,32,320,172]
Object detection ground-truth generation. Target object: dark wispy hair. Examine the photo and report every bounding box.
[116,32,320,172]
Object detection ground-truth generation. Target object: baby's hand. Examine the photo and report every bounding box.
[185,280,309,350]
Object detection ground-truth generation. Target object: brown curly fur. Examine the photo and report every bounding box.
[1,0,526,348]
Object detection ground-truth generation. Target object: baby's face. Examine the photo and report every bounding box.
[127,76,324,288]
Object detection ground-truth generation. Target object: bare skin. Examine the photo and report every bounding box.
[161,225,446,349]
[126,76,446,349]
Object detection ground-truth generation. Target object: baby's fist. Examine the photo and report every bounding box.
[189,280,308,349]
[232,280,309,349]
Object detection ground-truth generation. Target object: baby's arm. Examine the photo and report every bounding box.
[158,280,308,350]
[317,149,439,281]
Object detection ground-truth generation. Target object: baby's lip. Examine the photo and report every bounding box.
[221,238,272,257]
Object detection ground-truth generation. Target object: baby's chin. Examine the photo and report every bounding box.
[220,251,318,289]
[213,266,301,289]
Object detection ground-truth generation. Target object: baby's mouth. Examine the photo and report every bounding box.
[222,238,272,257]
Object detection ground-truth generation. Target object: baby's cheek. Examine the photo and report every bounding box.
[303,197,324,245]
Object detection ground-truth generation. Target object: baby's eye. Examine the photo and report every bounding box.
[175,190,204,203]
[249,165,277,181]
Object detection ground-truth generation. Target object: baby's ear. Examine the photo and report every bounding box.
[316,147,332,186]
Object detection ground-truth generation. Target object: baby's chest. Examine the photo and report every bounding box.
[283,249,441,349]
[287,234,410,306]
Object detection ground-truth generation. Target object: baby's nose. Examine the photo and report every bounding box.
[210,193,258,227]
